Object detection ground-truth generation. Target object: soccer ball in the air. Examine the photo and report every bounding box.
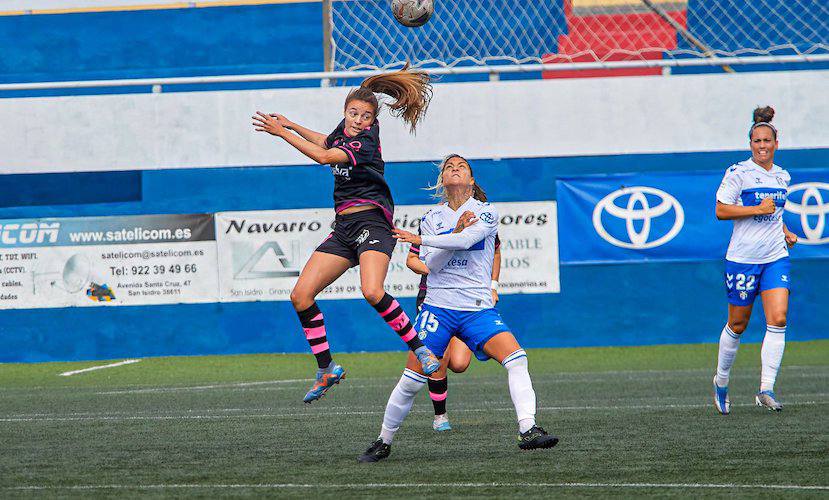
[391,0,434,28]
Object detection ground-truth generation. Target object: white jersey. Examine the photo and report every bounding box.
[418,197,498,311]
[716,158,790,264]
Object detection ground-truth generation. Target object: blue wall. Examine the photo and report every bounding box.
[1,147,827,362]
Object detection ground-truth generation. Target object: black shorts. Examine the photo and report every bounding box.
[316,209,396,267]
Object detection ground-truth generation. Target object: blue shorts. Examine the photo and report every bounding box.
[414,304,511,362]
[725,257,791,306]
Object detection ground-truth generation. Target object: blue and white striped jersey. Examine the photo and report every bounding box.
[716,158,790,264]
[419,197,498,311]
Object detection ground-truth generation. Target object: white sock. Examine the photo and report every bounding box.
[760,324,786,392]
[379,369,427,444]
[715,324,741,387]
[502,349,536,434]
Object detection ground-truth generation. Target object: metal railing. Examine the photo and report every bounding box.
[1,54,827,92]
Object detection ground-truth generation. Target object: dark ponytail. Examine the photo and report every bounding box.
[749,105,777,139]
[345,64,433,133]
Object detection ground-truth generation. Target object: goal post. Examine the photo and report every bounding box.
[328,0,829,72]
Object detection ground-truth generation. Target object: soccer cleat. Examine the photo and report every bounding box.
[755,390,783,411]
[415,346,440,375]
[518,425,559,450]
[303,364,346,403]
[358,439,391,463]
[433,414,452,432]
[713,377,730,415]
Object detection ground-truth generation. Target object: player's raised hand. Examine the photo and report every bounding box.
[453,211,478,233]
[269,113,295,130]
[756,196,776,215]
[252,111,287,137]
[393,228,422,245]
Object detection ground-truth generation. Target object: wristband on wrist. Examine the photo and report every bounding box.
[490,280,499,291]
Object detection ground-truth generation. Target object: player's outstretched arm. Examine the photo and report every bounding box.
[252,111,348,165]
[268,114,328,147]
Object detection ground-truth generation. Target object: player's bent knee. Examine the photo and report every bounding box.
[361,287,385,305]
[729,322,748,335]
[290,287,313,311]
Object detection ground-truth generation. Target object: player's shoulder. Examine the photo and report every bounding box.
[472,199,498,224]
[725,160,752,175]
[771,164,790,181]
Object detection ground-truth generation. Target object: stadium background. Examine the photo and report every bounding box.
[0,0,827,363]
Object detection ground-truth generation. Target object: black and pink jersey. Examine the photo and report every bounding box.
[325,119,394,225]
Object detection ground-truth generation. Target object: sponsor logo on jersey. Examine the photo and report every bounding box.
[784,182,829,244]
[479,212,495,224]
[592,186,684,249]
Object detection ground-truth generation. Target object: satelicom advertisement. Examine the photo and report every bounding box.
[0,213,218,309]
[216,201,559,302]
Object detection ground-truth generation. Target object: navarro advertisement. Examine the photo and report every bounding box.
[0,213,218,309]
[216,201,559,302]
[557,168,829,264]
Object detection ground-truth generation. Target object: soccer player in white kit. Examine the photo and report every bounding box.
[713,107,798,414]
[357,155,558,462]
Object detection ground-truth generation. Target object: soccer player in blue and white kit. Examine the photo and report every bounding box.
[357,154,558,462]
[713,107,798,414]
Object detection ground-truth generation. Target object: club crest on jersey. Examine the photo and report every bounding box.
[479,212,495,224]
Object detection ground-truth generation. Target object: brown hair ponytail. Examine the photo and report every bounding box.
[749,105,777,139]
[345,64,433,133]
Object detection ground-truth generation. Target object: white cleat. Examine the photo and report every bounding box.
[432,413,452,432]
[712,377,730,415]
[755,390,783,411]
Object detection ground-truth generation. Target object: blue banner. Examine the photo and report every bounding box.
[557,169,829,264]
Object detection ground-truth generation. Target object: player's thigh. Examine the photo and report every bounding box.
[727,303,754,333]
[482,331,523,364]
[415,304,455,360]
[291,251,351,303]
[447,337,472,373]
[760,288,789,326]
[358,250,391,301]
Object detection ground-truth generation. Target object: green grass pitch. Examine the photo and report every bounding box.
[1,341,827,498]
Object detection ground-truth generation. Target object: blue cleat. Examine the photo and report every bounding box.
[755,390,783,411]
[713,377,730,415]
[415,346,440,375]
[433,414,452,432]
[303,364,346,403]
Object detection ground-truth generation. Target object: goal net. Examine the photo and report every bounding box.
[328,0,829,71]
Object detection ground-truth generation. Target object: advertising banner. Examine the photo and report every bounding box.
[557,168,829,264]
[216,201,559,302]
[0,213,218,309]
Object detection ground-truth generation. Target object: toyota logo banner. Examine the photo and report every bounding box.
[557,169,829,264]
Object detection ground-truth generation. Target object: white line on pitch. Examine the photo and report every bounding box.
[1,400,824,422]
[95,378,311,394]
[59,359,142,377]
[4,482,827,491]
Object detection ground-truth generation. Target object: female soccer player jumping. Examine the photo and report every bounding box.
[358,154,558,462]
[712,106,798,414]
[252,67,440,403]
[406,157,503,432]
